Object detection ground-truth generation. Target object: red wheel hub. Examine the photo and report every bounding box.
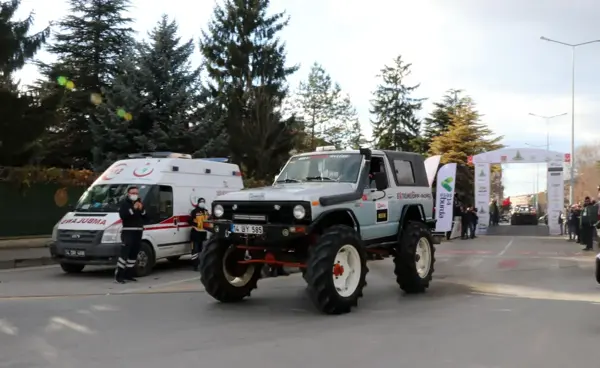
[332,263,344,277]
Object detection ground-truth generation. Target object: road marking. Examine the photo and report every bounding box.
[498,237,514,256]
[0,264,58,273]
[441,278,600,304]
[48,317,95,334]
[116,276,200,294]
[90,304,118,311]
[0,319,18,335]
[456,258,483,268]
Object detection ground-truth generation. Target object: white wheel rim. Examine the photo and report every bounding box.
[332,244,361,298]
[222,246,255,287]
[416,237,432,278]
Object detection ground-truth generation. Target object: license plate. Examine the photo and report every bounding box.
[231,224,263,234]
[65,249,85,257]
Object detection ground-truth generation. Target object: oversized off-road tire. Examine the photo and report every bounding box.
[199,238,262,303]
[304,225,368,314]
[595,257,600,284]
[60,263,85,274]
[134,241,155,277]
[394,221,435,293]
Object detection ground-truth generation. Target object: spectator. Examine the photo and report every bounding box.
[580,197,596,251]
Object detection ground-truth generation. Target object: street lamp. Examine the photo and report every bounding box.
[528,112,567,151]
[540,36,600,205]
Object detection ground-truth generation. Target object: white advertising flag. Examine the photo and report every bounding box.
[424,155,442,187]
[435,163,457,232]
[474,163,491,235]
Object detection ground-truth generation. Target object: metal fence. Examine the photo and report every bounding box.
[0,183,85,237]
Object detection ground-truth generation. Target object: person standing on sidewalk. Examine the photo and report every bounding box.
[189,198,209,271]
[579,197,597,251]
[116,186,147,283]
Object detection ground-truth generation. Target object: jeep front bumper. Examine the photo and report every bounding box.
[206,220,308,244]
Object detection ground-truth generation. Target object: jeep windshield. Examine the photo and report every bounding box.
[75,184,152,212]
[277,153,362,183]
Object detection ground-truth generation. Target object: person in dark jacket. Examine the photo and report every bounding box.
[189,198,210,271]
[471,207,479,238]
[116,186,147,284]
[580,197,596,251]
[460,206,470,239]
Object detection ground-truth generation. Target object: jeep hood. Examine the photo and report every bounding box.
[216,182,357,202]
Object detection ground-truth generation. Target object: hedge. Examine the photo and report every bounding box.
[0,166,97,187]
[0,166,271,189]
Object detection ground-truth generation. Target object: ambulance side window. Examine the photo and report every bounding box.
[158,186,173,220]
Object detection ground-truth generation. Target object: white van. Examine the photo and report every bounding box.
[49,152,244,276]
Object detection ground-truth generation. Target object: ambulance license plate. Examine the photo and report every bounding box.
[65,249,85,257]
[231,224,263,235]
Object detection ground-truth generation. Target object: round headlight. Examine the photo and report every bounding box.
[293,205,306,219]
[214,204,224,218]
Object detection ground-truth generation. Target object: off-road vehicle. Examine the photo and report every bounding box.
[199,147,439,314]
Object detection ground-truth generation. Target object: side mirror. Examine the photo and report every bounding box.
[373,172,388,191]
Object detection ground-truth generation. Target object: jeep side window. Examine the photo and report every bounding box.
[369,156,389,189]
[393,160,415,185]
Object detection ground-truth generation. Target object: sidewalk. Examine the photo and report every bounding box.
[0,237,55,270]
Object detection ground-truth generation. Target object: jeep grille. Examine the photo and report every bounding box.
[218,202,310,225]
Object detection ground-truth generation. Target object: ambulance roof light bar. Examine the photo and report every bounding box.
[200,157,229,163]
[315,145,337,152]
[127,152,192,159]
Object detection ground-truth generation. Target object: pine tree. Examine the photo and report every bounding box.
[37,0,134,169]
[347,119,368,149]
[94,15,202,168]
[429,96,503,199]
[422,89,468,152]
[294,62,355,149]
[0,0,55,166]
[370,55,424,152]
[200,0,299,179]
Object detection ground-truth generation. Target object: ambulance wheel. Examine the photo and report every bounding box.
[199,238,261,303]
[60,263,85,274]
[304,225,368,315]
[134,241,155,277]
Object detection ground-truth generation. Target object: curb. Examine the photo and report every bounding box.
[0,257,57,270]
[0,240,52,250]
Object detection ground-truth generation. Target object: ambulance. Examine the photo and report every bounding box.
[49,152,244,276]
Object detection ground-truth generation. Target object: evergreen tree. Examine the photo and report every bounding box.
[200,0,299,179]
[37,0,134,169]
[294,62,355,149]
[422,89,468,152]
[0,0,55,166]
[370,55,424,151]
[429,96,503,199]
[95,15,201,168]
[347,119,368,149]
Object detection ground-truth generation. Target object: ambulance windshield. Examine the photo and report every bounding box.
[75,184,152,212]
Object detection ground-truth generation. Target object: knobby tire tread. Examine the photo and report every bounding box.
[394,221,436,293]
[199,238,259,303]
[305,225,368,315]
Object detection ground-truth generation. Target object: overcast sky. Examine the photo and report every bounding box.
[14,0,600,197]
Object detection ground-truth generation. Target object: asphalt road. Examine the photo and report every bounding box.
[1,232,600,368]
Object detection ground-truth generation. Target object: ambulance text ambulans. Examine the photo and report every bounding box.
[49,152,244,276]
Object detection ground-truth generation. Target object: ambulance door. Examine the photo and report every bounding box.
[154,185,180,258]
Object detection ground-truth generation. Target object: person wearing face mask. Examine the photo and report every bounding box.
[189,198,210,271]
[116,186,147,284]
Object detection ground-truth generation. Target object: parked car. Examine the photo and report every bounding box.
[510,205,538,225]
